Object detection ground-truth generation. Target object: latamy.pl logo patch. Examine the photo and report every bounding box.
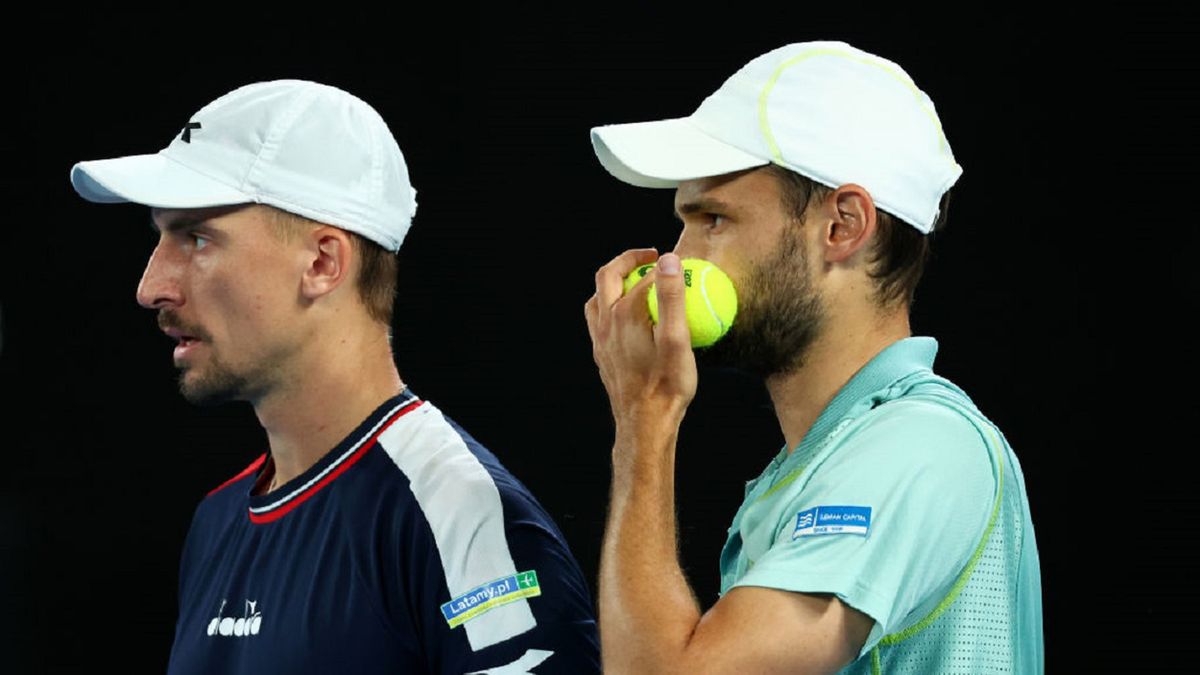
[440,570,541,629]
[792,505,872,539]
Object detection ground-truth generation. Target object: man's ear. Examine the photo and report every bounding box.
[821,184,878,264]
[300,227,354,301]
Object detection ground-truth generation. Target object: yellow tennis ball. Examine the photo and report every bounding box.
[622,258,738,348]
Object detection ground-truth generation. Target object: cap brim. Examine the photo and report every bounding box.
[71,153,252,207]
[590,117,768,188]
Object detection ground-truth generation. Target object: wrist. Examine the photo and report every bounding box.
[613,396,686,442]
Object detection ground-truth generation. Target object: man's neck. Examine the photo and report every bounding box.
[253,325,403,492]
[767,311,911,453]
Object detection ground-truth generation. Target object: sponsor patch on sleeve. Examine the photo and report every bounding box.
[440,570,542,629]
[792,505,872,539]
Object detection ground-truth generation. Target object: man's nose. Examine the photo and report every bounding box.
[135,241,184,310]
[671,227,708,261]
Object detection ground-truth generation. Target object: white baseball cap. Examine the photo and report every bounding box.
[591,41,961,233]
[71,79,418,252]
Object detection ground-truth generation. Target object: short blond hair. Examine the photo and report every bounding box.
[263,206,398,325]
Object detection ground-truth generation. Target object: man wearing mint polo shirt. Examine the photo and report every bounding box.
[719,337,1042,673]
[584,41,1043,673]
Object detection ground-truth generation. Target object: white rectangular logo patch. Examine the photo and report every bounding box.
[792,505,872,539]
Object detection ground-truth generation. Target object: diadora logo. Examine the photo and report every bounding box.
[206,599,263,637]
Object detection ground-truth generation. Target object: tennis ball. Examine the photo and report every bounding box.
[623,258,738,348]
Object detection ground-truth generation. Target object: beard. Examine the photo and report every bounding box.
[695,223,825,379]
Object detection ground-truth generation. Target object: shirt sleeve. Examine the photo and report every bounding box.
[407,471,601,675]
[731,399,997,655]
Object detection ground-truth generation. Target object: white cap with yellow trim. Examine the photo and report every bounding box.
[590,41,961,233]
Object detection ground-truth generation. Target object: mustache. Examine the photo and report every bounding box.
[157,311,211,342]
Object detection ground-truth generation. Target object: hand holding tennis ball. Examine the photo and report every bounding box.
[623,258,738,348]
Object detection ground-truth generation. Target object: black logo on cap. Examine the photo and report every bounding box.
[180,122,202,143]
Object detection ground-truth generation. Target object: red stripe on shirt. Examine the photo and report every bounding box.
[208,454,268,497]
[249,399,423,524]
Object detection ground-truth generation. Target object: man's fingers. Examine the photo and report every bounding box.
[651,253,691,352]
[614,266,656,324]
[595,248,659,309]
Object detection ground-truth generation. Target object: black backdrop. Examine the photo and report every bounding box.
[0,8,1189,673]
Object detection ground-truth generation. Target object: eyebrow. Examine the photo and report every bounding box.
[673,197,734,221]
[148,213,206,233]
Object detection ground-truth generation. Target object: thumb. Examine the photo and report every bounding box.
[653,254,691,351]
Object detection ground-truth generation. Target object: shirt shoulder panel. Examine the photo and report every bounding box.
[733,395,998,649]
[373,402,600,673]
[376,402,536,653]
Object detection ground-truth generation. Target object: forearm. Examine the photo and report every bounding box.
[599,407,701,674]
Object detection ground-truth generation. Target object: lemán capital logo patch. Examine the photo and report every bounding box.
[792,505,872,539]
[440,570,541,629]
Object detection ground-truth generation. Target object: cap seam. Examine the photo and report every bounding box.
[759,47,953,231]
[242,86,317,195]
[756,47,956,181]
[240,87,392,243]
[367,110,384,219]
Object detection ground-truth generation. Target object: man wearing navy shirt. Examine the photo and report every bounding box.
[71,80,599,674]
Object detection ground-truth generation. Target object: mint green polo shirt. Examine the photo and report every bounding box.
[718,337,1043,674]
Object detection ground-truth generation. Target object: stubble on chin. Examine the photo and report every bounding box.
[177,363,249,406]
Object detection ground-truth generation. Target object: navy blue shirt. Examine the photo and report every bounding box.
[167,391,600,674]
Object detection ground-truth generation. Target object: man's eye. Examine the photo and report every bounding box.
[709,214,725,229]
[192,234,210,250]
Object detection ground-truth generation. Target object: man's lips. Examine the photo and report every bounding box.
[160,324,206,360]
[173,335,203,361]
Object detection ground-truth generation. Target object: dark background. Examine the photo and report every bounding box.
[0,8,1190,673]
